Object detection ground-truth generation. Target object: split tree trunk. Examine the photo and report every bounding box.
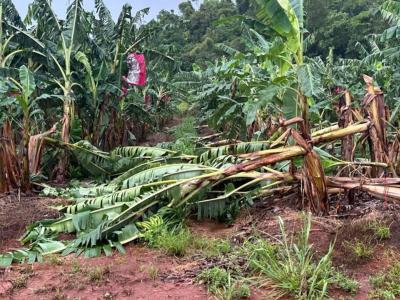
[362,75,389,177]
[53,91,74,182]
[339,91,354,175]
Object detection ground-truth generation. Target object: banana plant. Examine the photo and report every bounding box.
[0,1,23,67]
[250,0,328,211]
[25,0,89,181]
[6,65,36,191]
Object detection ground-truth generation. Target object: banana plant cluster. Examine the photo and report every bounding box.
[0,0,181,190]
[1,99,396,266]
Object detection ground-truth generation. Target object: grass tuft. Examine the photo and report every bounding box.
[332,270,359,294]
[242,213,336,299]
[148,265,159,281]
[193,237,232,257]
[368,220,391,240]
[86,266,110,283]
[158,229,193,257]
[138,215,193,256]
[197,267,251,300]
[47,254,63,266]
[369,262,400,299]
[12,274,30,289]
[344,239,374,260]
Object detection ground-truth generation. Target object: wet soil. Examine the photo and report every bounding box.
[1,192,400,299]
[0,194,68,251]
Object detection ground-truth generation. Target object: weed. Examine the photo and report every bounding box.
[139,215,192,256]
[12,274,29,289]
[53,289,68,300]
[86,266,110,283]
[345,239,374,259]
[70,260,82,274]
[235,283,251,299]
[148,265,159,281]
[197,267,250,299]
[214,278,251,300]
[47,254,63,265]
[194,238,232,257]
[369,220,391,240]
[138,215,166,247]
[332,270,359,294]
[198,267,230,294]
[169,117,198,154]
[158,229,193,256]
[369,262,400,299]
[242,213,335,299]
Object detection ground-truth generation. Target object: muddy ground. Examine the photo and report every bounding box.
[1,192,400,299]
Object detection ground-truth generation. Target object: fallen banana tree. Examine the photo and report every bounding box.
[0,120,377,266]
[1,77,399,266]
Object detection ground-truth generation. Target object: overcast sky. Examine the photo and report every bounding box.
[12,0,201,21]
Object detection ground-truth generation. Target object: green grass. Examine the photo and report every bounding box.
[197,267,230,293]
[138,215,193,257]
[368,220,391,240]
[332,270,359,294]
[241,213,336,299]
[157,229,193,257]
[193,237,232,257]
[197,267,251,300]
[369,262,400,299]
[345,239,374,260]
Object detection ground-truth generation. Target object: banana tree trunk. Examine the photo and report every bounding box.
[339,91,354,175]
[362,75,389,177]
[299,87,328,214]
[53,89,74,182]
[21,111,30,192]
[0,121,20,192]
[0,141,7,193]
[338,91,355,203]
